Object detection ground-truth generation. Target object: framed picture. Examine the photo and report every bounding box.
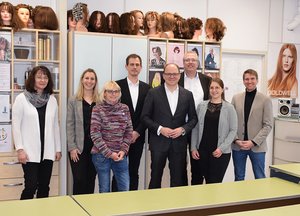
[149,70,164,88]
[167,42,185,68]
[0,32,12,62]
[149,40,167,69]
[204,44,221,72]
[187,43,203,71]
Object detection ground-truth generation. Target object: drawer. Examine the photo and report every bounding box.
[273,139,300,163]
[0,157,59,178]
[275,119,300,140]
[0,175,59,201]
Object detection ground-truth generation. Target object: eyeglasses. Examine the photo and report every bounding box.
[105,89,120,94]
[184,58,197,63]
[163,73,180,77]
[36,76,49,81]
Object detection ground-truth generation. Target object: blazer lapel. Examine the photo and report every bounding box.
[174,87,183,116]
[122,80,135,114]
[161,85,174,117]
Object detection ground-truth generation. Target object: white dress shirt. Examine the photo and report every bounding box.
[184,72,204,108]
[127,77,139,111]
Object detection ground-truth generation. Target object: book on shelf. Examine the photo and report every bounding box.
[38,37,51,60]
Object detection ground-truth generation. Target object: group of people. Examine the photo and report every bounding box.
[0,2,59,31]
[68,3,226,42]
[12,51,273,199]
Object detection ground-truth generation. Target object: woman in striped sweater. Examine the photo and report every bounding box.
[90,81,133,193]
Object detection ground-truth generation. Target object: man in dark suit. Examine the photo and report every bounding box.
[205,48,217,69]
[178,51,211,185]
[141,63,198,189]
[115,54,150,190]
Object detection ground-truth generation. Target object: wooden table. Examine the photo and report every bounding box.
[270,163,300,184]
[72,178,300,216]
[0,196,88,216]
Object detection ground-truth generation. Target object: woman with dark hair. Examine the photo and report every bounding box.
[268,43,298,98]
[88,11,107,33]
[12,65,61,199]
[191,78,237,184]
[32,6,59,30]
[67,68,100,195]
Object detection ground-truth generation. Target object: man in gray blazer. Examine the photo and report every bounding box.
[141,63,198,189]
[231,69,273,181]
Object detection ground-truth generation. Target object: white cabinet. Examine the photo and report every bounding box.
[273,118,300,164]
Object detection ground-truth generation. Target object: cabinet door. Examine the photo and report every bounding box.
[111,36,148,82]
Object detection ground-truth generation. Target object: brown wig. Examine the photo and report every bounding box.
[32,6,59,30]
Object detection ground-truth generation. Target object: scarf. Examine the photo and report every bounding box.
[24,90,50,108]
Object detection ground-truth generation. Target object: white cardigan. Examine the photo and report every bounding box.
[12,93,61,163]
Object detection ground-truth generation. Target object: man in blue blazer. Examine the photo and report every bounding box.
[142,63,198,189]
[115,54,150,190]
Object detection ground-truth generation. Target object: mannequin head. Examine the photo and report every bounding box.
[106,12,120,34]
[205,17,226,42]
[0,2,22,31]
[88,10,107,32]
[187,17,203,40]
[67,9,76,31]
[72,2,89,29]
[15,4,33,28]
[32,6,59,30]
[131,10,144,35]
[144,11,161,36]
[119,12,135,35]
[174,16,190,39]
[160,12,175,32]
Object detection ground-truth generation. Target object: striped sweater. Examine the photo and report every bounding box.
[90,101,133,158]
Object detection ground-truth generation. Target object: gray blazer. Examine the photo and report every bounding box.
[66,96,85,153]
[231,91,273,152]
[191,100,238,154]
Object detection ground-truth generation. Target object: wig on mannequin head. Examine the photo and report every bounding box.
[88,10,107,33]
[32,6,59,30]
[106,12,120,34]
[0,2,22,31]
[15,3,33,28]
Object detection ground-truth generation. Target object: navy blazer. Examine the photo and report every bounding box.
[116,78,150,136]
[141,85,198,152]
[178,72,211,100]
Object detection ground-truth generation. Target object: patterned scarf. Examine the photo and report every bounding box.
[24,90,50,108]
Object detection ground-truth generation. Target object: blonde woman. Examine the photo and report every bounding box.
[67,68,100,195]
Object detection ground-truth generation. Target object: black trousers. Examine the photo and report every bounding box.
[196,149,231,184]
[149,148,186,189]
[112,136,145,191]
[20,160,53,200]
[184,133,204,186]
[69,150,96,195]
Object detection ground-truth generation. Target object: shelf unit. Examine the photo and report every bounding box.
[0,28,61,200]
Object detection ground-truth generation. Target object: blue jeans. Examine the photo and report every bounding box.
[92,153,129,193]
[232,150,266,181]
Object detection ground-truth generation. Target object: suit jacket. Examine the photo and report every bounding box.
[116,78,150,137]
[141,85,198,152]
[231,91,273,152]
[205,53,216,69]
[178,72,211,100]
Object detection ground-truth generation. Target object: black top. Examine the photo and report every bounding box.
[200,102,222,152]
[244,88,257,140]
[36,103,47,161]
[82,99,96,152]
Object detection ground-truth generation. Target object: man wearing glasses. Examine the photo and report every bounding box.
[179,51,211,186]
[141,63,198,189]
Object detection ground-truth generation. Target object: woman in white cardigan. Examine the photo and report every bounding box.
[191,78,237,184]
[12,66,61,200]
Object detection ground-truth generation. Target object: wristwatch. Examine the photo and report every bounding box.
[181,128,186,136]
